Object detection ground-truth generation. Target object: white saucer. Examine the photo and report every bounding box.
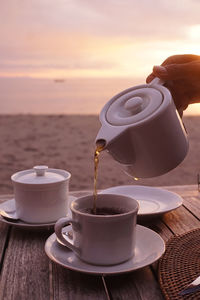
[100,185,183,218]
[45,225,165,275]
[0,195,77,229]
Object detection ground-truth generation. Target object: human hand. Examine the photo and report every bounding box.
[146,54,200,115]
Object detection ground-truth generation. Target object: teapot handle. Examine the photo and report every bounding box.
[148,77,165,87]
[149,77,184,118]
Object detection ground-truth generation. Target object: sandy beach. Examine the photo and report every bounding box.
[0,114,199,194]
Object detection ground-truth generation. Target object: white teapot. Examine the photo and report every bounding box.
[95,78,189,178]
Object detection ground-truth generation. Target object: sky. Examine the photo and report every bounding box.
[0,0,200,79]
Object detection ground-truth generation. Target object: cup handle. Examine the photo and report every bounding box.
[55,217,80,255]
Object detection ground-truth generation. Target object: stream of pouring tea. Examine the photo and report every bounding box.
[93,143,104,214]
[93,141,138,214]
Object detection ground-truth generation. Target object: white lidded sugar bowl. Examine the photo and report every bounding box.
[11,165,71,223]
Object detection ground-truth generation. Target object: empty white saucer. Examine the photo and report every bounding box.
[45,225,165,275]
[100,185,183,218]
[0,195,77,229]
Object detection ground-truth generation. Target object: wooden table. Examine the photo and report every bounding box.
[0,185,200,300]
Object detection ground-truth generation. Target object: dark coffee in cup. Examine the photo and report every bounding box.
[80,207,127,215]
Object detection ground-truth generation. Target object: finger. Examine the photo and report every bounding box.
[153,61,200,81]
[146,54,200,84]
[146,73,155,83]
[161,54,200,66]
[152,65,168,78]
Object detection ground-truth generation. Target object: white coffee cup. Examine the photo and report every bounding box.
[11,166,71,223]
[55,194,139,265]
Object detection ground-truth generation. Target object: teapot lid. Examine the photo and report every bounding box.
[106,85,164,125]
[11,166,70,185]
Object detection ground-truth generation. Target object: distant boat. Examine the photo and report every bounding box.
[54,79,65,83]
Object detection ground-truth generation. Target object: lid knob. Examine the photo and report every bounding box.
[33,165,48,176]
[124,97,143,114]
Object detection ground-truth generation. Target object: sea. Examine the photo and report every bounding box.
[0,77,199,115]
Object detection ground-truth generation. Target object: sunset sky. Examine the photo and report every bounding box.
[1,0,200,79]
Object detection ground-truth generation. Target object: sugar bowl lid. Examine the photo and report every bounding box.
[11,166,71,185]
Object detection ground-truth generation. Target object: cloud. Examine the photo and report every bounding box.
[0,59,117,71]
[1,0,200,40]
[61,0,200,40]
[0,0,200,78]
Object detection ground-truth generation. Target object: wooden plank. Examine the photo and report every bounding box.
[182,196,200,219]
[0,223,10,269]
[0,228,52,300]
[162,205,200,235]
[52,263,108,300]
[105,267,164,300]
[157,186,200,234]
[161,184,198,197]
[0,194,14,268]
[138,217,173,243]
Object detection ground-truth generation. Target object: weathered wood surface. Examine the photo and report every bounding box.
[0,194,12,274]
[52,264,108,300]
[0,185,199,300]
[0,228,51,300]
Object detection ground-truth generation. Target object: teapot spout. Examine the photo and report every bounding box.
[95,125,125,150]
[96,139,106,150]
[95,124,136,165]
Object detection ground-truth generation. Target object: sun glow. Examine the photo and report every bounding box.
[188,24,200,40]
